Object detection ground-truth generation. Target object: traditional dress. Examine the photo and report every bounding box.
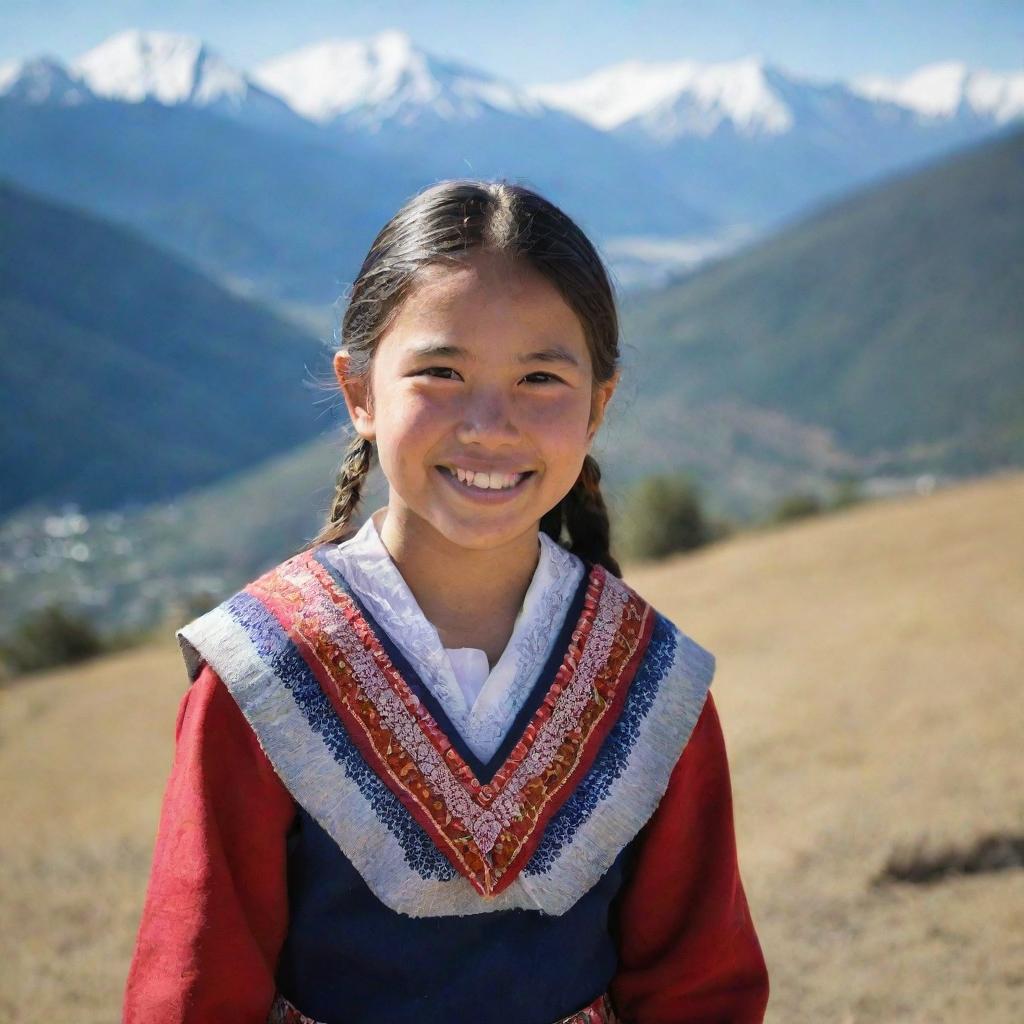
[123,509,769,1023]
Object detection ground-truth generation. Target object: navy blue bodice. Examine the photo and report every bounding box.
[275,808,639,1024]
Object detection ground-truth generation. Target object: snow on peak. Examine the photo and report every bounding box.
[71,28,252,108]
[0,55,93,106]
[526,54,794,138]
[369,28,417,60]
[252,28,544,127]
[850,60,1024,122]
[852,60,968,117]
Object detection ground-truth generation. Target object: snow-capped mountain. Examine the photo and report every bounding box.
[527,55,796,138]
[68,29,303,130]
[529,54,1024,148]
[251,28,546,129]
[850,60,1024,124]
[2,26,1022,300]
[0,56,93,106]
[526,55,922,144]
[248,28,713,240]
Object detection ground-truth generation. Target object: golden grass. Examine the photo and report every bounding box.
[624,468,1024,1022]
[1,469,1022,1022]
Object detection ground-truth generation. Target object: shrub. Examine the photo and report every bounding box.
[771,491,824,523]
[0,603,105,677]
[830,475,865,509]
[619,473,712,561]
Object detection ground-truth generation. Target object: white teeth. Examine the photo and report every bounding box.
[449,467,523,490]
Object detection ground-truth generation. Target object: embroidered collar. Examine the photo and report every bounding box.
[176,544,716,917]
[327,512,586,764]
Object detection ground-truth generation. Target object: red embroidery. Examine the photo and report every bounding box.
[268,990,623,1023]
[247,549,654,898]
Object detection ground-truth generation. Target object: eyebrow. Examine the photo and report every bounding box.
[405,342,581,368]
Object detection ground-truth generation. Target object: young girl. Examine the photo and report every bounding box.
[123,179,769,1023]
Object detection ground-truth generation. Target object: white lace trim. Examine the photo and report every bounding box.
[322,510,585,764]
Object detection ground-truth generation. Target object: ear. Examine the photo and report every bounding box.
[586,370,619,446]
[334,349,375,441]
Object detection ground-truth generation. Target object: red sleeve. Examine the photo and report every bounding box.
[123,663,298,1024]
[609,691,770,1023]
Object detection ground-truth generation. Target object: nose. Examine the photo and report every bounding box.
[454,385,522,447]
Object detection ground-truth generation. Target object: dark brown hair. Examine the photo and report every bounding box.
[304,178,622,576]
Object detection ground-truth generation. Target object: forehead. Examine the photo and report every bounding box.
[381,252,587,354]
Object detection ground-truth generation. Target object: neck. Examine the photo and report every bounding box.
[371,505,541,639]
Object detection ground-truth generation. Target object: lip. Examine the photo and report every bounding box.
[435,465,534,503]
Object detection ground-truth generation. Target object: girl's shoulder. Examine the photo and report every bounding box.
[587,560,718,700]
[177,540,348,684]
[598,565,719,749]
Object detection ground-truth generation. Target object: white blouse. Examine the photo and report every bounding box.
[321,507,586,763]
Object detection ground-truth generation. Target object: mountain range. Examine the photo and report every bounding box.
[1,28,1021,304]
[6,30,1020,137]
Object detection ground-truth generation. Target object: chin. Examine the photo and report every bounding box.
[435,514,539,549]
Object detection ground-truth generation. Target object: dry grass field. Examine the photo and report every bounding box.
[2,469,1022,1022]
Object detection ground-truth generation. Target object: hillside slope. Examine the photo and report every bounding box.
[616,124,1024,497]
[0,179,330,515]
[1,469,1021,1021]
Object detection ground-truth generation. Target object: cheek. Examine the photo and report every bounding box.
[374,392,452,483]
[529,395,592,440]
[377,386,444,439]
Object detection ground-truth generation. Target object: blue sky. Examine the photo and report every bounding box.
[2,0,1021,84]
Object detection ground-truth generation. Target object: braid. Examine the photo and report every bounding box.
[562,454,622,577]
[539,502,564,546]
[298,433,375,554]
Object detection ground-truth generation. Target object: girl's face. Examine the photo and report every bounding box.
[334,250,617,554]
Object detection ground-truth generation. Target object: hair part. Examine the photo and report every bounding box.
[302,178,622,577]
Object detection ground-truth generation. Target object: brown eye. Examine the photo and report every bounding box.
[419,367,460,380]
[523,372,561,384]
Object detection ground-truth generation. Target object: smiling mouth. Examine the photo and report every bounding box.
[436,465,535,493]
